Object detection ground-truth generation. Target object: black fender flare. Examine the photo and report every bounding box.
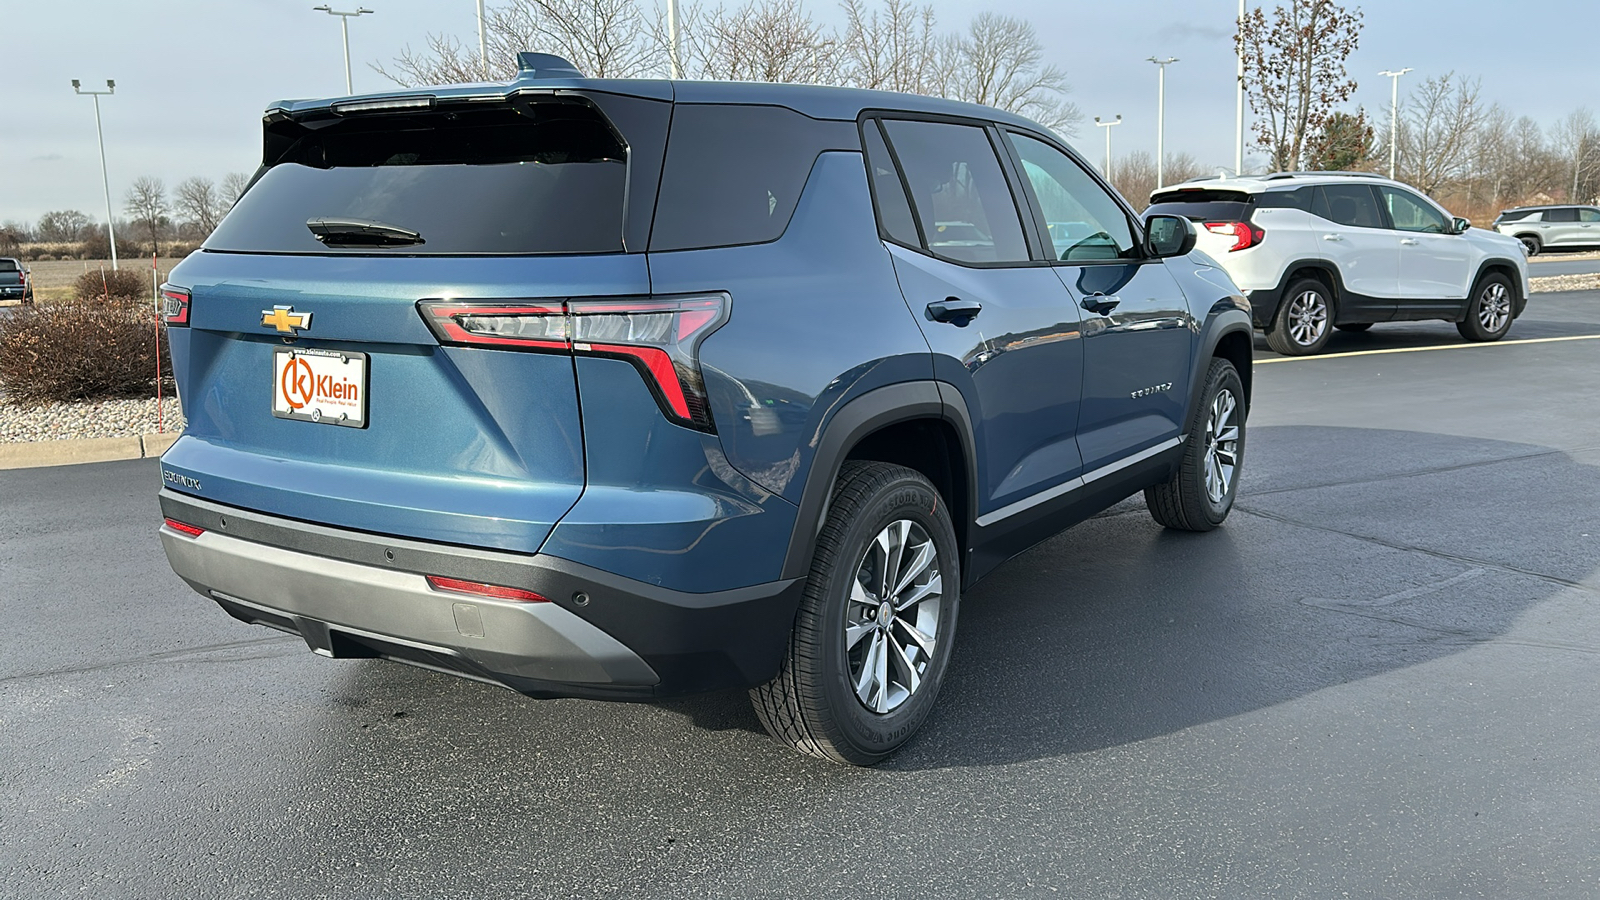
[1183,304,1256,432]
[1464,258,1528,319]
[779,380,978,580]
[1252,259,1345,328]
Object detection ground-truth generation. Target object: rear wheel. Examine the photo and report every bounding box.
[1335,322,1372,332]
[1265,278,1334,355]
[1518,234,1542,257]
[1457,273,1516,342]
[751,461,960,766]
[1146,358,1246,532]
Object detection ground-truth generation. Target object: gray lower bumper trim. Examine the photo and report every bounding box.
[161,526,659,687]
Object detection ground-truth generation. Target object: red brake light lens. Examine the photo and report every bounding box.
[1203,221,1265,252]
[418,294,729,432]
[160,286,191,326]
[425,575,548,603]
[163,517,205,538]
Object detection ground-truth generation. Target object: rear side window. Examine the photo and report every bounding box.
[1313,184,1386,229]
[651,105,849,252]
[208,100,637,255]
[881,119,1030,264]
[1546,207,1579,223]
[1255,188,1312,211]
[862,121,920,247]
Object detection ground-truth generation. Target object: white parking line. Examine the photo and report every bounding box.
[1256,333,1600,364]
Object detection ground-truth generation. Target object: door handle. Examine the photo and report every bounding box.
[1321,233,1344,242]
[926,296,982,326]
[1080,293,1121,316]
[1400,238,1420,245]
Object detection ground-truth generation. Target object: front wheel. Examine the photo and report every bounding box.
[1457,274,1516,342]
[1147,358,1246,532]
[751,461,960,765]
[1266,279,1335,355]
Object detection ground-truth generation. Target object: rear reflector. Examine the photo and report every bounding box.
[425,575,548,603]
[163,517,205,537]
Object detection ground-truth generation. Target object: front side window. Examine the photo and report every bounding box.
[1381,187,1449,233]
[880,119,1030,264]
[1580,208,1600,223]
[1007,132,1138,262]
[1312,184,1386,229]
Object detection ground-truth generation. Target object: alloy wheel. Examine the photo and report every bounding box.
[1203,388,1241,505]
[845,519,943,715]
[1287,290,1329,347]
[1478,282,1511,333]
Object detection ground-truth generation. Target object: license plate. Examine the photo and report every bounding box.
[272,347,368,428]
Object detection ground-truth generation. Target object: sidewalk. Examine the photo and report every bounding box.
[0,432,181,469]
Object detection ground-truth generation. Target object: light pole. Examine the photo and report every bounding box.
[313,5,374,95]
[1094,115,1122,178]
[477,0,489,80]
[71,78,118,271]
[1235,0,1246,176]
[1148,57,1178,189]
[1379,68,1412,180]
[667,0,683,78]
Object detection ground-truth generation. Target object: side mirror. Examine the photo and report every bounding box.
[1145,214,1196,258]
[1451,216,1472,235]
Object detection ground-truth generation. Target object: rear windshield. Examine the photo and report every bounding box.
[0,260,18,272]
[1497,209,1536,223]
[1146,186,1310,222]
[207,100,630,255]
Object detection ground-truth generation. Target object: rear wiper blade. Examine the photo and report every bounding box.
[306,217,425,248]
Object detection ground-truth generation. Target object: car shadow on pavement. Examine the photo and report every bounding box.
[872,425,1600,770]
[1252,312,1600,359]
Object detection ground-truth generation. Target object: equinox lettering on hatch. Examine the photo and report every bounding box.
[163,470,201,491]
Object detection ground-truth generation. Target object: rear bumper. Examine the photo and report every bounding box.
[159,491,806,699]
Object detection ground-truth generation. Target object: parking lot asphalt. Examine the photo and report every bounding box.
[4,290,1600,899]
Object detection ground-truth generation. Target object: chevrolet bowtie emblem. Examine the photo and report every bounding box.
[262,305,312,334]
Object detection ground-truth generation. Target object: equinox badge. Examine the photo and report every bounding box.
[262,305,312,334]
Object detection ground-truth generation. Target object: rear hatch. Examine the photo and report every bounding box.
[1146,187,1264,259]
[160,88,670,554]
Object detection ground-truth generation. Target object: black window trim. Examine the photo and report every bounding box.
[998,125,1154,267]
[857,109,1052,271]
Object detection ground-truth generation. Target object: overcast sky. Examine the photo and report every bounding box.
[2,0,1595,224]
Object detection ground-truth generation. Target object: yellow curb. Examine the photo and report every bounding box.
[0,432,184,470]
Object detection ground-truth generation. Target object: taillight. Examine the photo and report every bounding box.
[160,285,191,326]
[163,517,205,538]
[418,294,729,432]
[1204,221,1265,252]
[425,575,548,603]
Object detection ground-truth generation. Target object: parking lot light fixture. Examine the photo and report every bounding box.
[313,5,375,95]
[1379,68,1413,180]
[71,78,118,271]
[1094,115,1123,178]
[1148,57,1179,189]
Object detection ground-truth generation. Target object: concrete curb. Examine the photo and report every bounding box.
[0,432,182,470]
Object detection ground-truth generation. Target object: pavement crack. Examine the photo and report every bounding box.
[0,636,299,686]
[1235,505,1599,599]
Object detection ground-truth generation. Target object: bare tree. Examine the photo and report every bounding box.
[36,210,92,244]
[677,0,837,83]
[123,176,169,257]
[376,0,662,86]
[221,172,253,208]
[1237,0,1363,171]
[175,177,226,237]
[1110,151,1158,209]
[838,0,945,95]
[1554,108,1600,203]
[1162,152,1204,186]
[1389,73,1486,193]
[944,13,1079,135]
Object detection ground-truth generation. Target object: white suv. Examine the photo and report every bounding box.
[1146,172,1530,355]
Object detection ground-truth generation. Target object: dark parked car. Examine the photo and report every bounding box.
[157,53,1254,765]
[0,258,31,305]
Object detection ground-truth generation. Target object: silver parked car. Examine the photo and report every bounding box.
[1493,205,1600,256]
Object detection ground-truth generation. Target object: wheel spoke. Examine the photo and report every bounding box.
[895,617,937,655]
[888,636,922,696]
[854,633,882,706]
[845,622,875,650]
[873,632,890,713]
[890,540,935,599]
[895,573,941,612]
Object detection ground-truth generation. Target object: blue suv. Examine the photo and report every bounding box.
[157,54,1253,765]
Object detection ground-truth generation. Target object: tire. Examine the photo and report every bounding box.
[1146,358,1246,532]
[1518,234,1541,257]
[1265,278,1335,355]
[751,461,960,766]
[1457,273,1516,342]
[1334,322,1372,332]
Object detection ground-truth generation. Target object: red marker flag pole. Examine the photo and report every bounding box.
[153,252,163,434]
